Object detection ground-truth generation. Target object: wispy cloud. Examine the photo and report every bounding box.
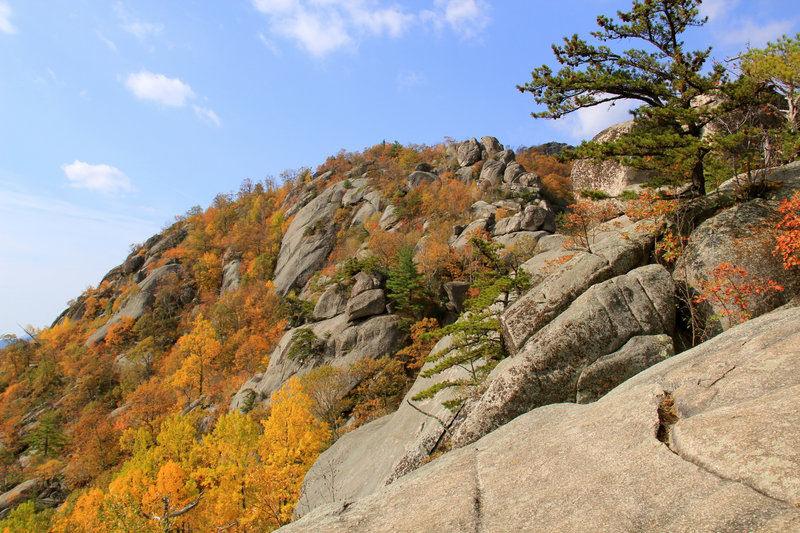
[252,0,415,57]
[0,1,17,35]
[124,70,221,126]
[421,0,490,40]
[125,70,195,107]
[114,2,163,41]
[699,0,737,22]
[62,160,134,195]
[720,19,795,48]
[551,99,636,142]
[0,189,150,227]
[97,31,117,51]
[397,70,426,90]
[193,105,222,127]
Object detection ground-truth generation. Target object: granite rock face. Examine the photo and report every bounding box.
[280,308,800,533]
[454,264,675,447]
[674,198,800,336]
[570,120,656,196]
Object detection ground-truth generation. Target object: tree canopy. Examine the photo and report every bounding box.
[518,0,728,195]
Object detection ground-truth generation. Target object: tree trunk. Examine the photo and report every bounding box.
[691,158,706,197]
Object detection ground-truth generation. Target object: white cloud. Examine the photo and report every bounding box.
[397,70,425,90]
[124,70,221,126]
[258,32,281,55]
[720,19,796,48]
[0,1,17,35]
[193,105,222,127]
[422,0,490,39]
[97,31,117,51]
[552,99,637,143]
[699,0,737,22]
[125,70,195,107]
[62,161,134,195]
[123,21,164,40]
[252,0,415,57]
[114,2,163,40]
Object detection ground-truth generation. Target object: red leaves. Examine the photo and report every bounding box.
[775,191,800,269]
[694,262,784,324]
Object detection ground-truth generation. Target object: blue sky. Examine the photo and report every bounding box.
[1,0,798,335]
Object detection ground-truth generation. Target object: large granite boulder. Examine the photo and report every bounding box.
[570,120,656,196]
[454,264,675,447]
[502,216,654,354]
[313,284,348,320]
[0,478,40,518]
[456,138,482,167]
[86,263,183,345]
[479,160,505,186]
[576,333,674,404]
[674,198,799,336]
[230,314,403,412]
[345,289,386,322]
[273,180,349,295]
[281,308,800,532]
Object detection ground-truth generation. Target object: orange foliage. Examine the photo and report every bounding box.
[694,262,784,324]
[775,190,800,269]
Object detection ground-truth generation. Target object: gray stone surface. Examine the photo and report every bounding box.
[273,180,348,295]
[479,159,505,186]
[220,258,241,294]
[674,199,799,335]
[503,161,525,183]
[379,205,399,230]
[0,478,39,517]
[282,308,800,533]
[503,216,654,354]
[570,120,657,196]
[456,264,675,447]
[351,271,381,297]
[481,136,503,158]
[87,263,183,345]
[345,289,386,322]
[313,284,348,320]
[457,138,482,167]
[295,335,467,518]
[406,171,438,189]
[576,334,674,404]
[230,314,402,412]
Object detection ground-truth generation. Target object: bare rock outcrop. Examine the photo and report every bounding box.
[86,263,183,345]
[576,333,674,404]
[570,120,656,196]
[230,314,403,412]
[502,216,654,354]
[674,198,800,336]
[273,180,349,295]
[453,264,675,447]
[281,308,800,532]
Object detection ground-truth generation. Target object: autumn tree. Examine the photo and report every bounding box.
[742,34,800,130]
[171,314,222,400]
[251,378,329,529]
[519,0,728,195]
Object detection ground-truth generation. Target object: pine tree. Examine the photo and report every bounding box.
[386,246,427,320]
[412,237,530,410]
[518,0,729,195]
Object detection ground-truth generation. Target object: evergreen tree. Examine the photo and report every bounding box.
[412,238,530,410]
[518,0,729,195]
[386,246,427,320]
[24,410,67,458]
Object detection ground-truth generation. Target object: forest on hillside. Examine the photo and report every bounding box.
[1,0,799,530]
